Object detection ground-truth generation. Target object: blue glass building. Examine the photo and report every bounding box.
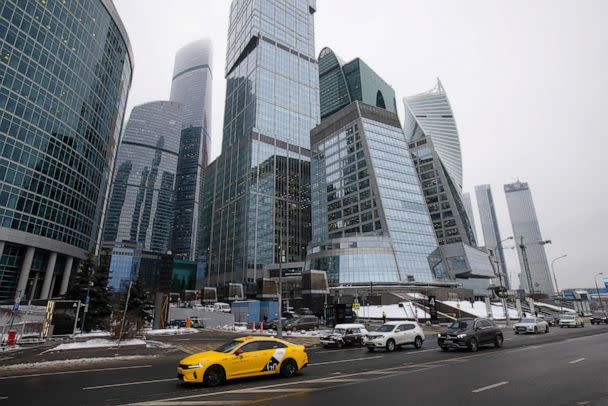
[307,48,439,285]
[199,0,320,293]
[0,0,132,300]
[170,39,213,260]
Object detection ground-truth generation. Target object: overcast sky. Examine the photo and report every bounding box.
[113,0,608,290]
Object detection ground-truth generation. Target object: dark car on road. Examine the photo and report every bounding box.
[438,318,503,352]
[268,315,320,331]
[320,323,368,348]
[590,311,608,325]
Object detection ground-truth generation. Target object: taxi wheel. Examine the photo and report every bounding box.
[203,365,225,387]
[280,359,298,378]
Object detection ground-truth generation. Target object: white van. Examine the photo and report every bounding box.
[214,302,231,313]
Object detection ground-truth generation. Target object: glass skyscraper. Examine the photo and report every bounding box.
[403,79,476,247]
[170,39,213,260]
[504,180,553,294]
[200,0,320,292]
[475,184,510,288]
[462,192,478,245]
[0,0,132,300]
[102,101,182,254]
[307,48,438,286]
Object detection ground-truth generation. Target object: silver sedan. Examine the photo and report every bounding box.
[513,317,549,334]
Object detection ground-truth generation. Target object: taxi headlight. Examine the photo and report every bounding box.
[457,334,467,339]
[184,362,204,369]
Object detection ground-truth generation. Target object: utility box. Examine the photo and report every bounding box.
[260,300,279,321]
[231,300,260,324]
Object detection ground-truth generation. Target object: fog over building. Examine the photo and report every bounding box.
[170,39,213,260]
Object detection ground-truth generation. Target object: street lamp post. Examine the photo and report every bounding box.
[594,272,605,311]
[551,254,568,313]
[276,248,285,339]
[491,236,513,326]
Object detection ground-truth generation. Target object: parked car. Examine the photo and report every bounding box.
[320,323,368,348]
[540,314,561,326]
[267,317,288,330]
[438,318,503,352]
[363,321,425,352]
[283,315,320,331]
[513,317,549,334]
[558,314,584,328]
[590,311,608,325]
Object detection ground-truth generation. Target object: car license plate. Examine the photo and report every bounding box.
[444,340,452,344]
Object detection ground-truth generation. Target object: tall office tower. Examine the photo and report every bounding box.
[102,101,182,290]
[306,48,438,286]
[404,81,495,297]
[170,39,213,260]
[462,192,478,245]
[200,0,320,291]
[403,79,476,247]
[0,0,132,301]
[475,184,510,288]
[504,181,554,295]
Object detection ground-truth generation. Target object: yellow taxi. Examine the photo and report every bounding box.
[177,336,308,386]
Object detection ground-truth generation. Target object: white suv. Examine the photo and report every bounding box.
[363,321,425,352]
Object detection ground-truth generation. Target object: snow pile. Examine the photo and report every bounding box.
[72,330,111,339]
[534,302,575,313]
[354,302,430,320]
[440,300,519,320]
[144,327,198,336]
[2,355,153,371]
[47,338,146,352]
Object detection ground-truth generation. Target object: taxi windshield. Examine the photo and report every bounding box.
[214,340,242,353]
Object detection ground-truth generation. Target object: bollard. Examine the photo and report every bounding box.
[252,320,256,330]
[260,322,263,333]
[6,330,16,347]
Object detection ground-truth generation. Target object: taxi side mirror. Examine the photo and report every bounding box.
[234,349,244,356]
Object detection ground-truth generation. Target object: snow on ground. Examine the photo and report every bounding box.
[354,302,430,320]
[46,338,146,352]
[534,302,575,313]
[71,331,111,339]
[2,355,154,371]
[143,327,198,336]
[440,300,519,320]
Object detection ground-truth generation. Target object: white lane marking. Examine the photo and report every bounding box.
[313,378,364,383]
[0,397,8,400]
[234,388,313,393]
[83,378,176,390]
[140,402,245,405]
[472,381,509,393]
[0,364,152,380]
[309,356,383,366]
[569,357,586,364]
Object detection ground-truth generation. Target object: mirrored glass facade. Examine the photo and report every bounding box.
[307,102,438,285]
[102,101,182,254]
[504,181,553,294]
[404,80,476,247]
[475,184,510,288]
[170,39,213,260]
[200,0,320,290]
[0,0,132,300]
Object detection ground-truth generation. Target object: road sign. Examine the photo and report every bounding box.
[428,296,438,322]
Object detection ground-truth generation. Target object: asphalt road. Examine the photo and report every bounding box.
[0,324,607,405]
